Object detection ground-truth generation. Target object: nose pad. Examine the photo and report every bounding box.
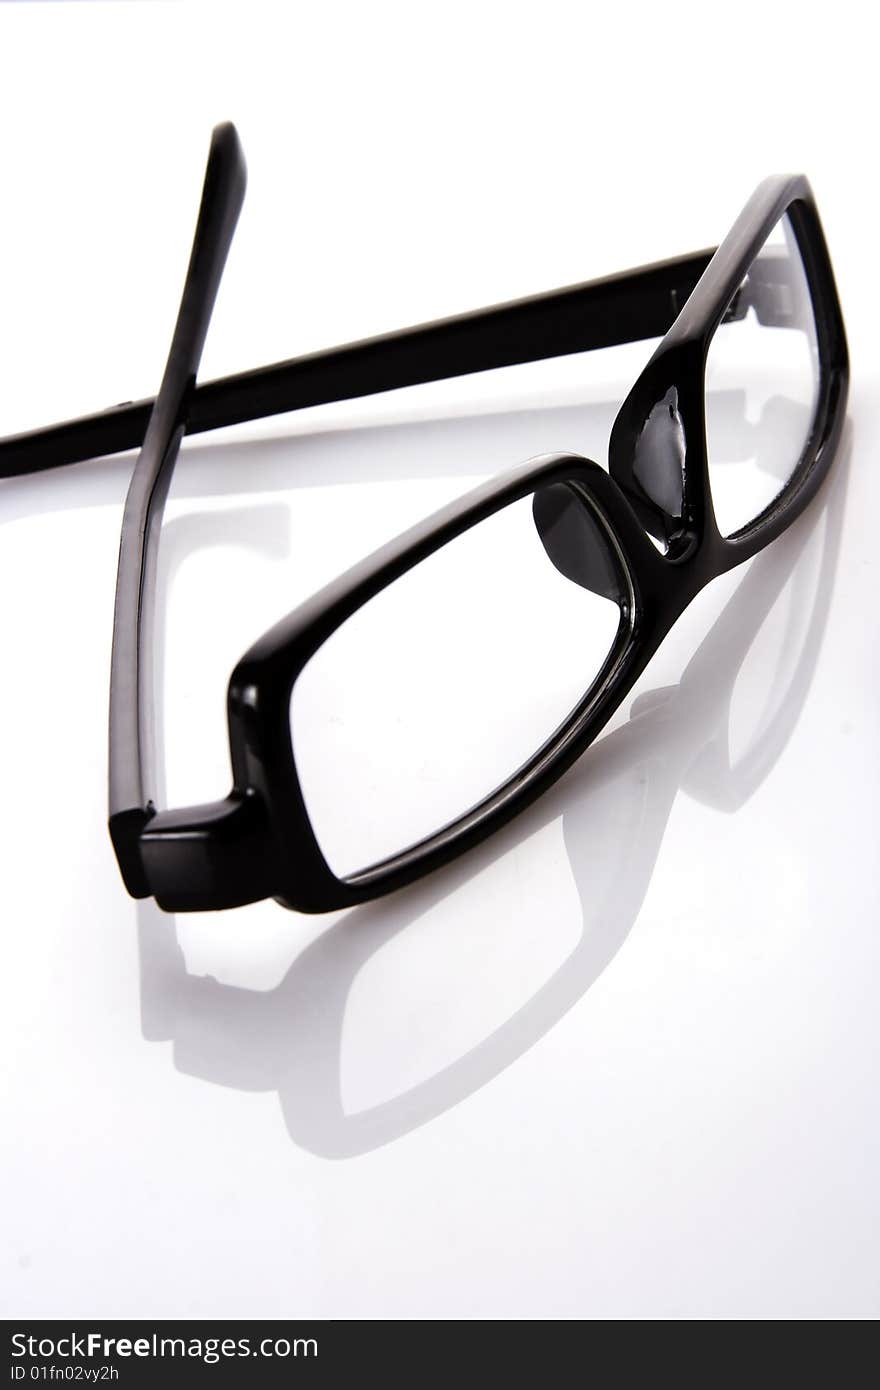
[532,483,625,604]
[630,386,686,544]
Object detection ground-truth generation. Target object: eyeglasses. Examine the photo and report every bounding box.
[0,124,848,914]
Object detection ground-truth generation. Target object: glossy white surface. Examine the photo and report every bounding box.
[1,1,877,1321]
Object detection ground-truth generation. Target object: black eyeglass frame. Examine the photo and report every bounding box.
[0,124,848,914]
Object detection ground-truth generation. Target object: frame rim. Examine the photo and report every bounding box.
[609,174,848,570]
[227,452,664,912]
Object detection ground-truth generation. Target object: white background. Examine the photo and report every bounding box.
[0,1,877,1320]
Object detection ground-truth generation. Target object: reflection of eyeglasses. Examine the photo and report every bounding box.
[0,123,848,915]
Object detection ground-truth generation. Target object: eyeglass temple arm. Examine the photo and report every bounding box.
[109,122,246,897]
[0,248,720,480]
